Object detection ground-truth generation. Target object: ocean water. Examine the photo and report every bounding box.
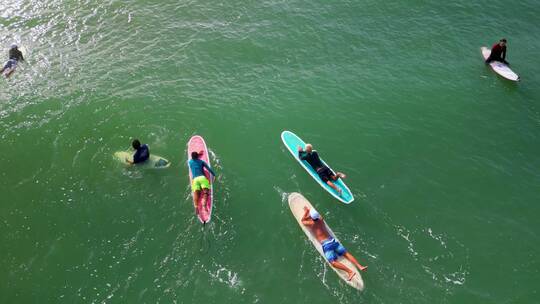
[1,0,539,303]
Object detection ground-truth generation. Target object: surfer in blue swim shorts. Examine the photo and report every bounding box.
[302,206,367,280]
[0,44,24,78]
[298,144,346,195]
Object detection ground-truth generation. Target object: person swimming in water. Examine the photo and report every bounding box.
[298,144,346,195]
[302,206,367,280]
[126,139,149,164]
[188,151,216,213]
[0,44,24,78]
[485,38,509,65]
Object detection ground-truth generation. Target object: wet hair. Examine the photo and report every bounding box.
[191,151,199,159]
[500,38,507,43]
[132,139,141,149]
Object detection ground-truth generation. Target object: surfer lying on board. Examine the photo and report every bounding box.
[298,144,346,195]
[188,151,216,213]
[485,38,509,65]
[302,206,367,280]
[126,139,150,164]
[0,44,24,78]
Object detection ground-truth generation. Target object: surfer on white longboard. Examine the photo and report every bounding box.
[188,151,216,214]
[485,38,509,65]
[298,144,347,196]
[301,206,367,280]
[1,44,24,78]
[126,139,150,165]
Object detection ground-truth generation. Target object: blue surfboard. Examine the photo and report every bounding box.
[281,131,354,204]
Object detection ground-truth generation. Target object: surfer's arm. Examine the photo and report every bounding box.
[502,49,509,64]
[202,161,216,176]
[301,207,313,226]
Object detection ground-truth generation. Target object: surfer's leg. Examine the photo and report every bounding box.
[343,252,368,271]
[330,261,355,280]
[5,69,15,78]
[199,177,210,211]
[325,244,354,279]
[0,60,9,73]
[335,172,346,179]
[193,190,200,212]
[201,189,209,211]
[326,181,342,195]
[329,172,346,181]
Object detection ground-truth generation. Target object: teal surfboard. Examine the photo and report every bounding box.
[281,131,354,204]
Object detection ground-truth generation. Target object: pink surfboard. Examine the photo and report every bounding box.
[187,135,213,224]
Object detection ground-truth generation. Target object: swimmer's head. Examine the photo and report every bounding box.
[132,139,141,150]
[305,144,313,153]
[10,44,17,49]
[191,151,200,159]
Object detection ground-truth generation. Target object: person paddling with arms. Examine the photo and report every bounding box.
[188,151,216,213]
[298,144,346,195]
[302,206,367,280]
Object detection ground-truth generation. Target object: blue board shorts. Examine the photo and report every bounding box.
[3,59,17,70]
[322,238,347,262]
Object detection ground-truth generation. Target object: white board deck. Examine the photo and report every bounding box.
[114,151,170,169]
[481,47,519,81]
[288,192,364,290]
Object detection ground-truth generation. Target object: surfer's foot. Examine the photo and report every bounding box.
[336,172,346,179]
[359,265,368,271]
[347,272,356,281]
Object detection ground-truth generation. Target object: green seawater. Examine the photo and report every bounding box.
[1,0,539,303]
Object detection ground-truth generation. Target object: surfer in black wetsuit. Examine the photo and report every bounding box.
[0,44,24,77]
[126,139,150,164]
[298,144,346,195]
[485,38,509,65]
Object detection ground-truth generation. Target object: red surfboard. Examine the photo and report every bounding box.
[187,135,213,224]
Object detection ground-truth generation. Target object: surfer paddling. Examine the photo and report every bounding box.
[298,144,346,195]
[188,151,216,214]
[485,38,509,65]
[0,44,24,78]
[126,139,150,164]
[302,206,367,280]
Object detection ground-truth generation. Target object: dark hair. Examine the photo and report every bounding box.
[500,38,507,43]
[132,139,141,149]
[191,151,199,159]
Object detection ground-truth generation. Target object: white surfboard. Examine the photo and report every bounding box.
[114,151,171,169]
[288,192,364,290]
[481,47,519,81]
